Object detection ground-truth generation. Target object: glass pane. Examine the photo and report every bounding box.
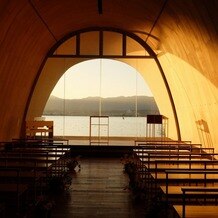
[103,31,122,55]
[54,37,76,55]
[80,31,99,55]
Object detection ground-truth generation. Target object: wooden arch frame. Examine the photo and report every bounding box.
[49,27,155,59]
[24,27,181,141]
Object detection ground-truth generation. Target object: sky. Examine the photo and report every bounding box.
[51,59,153,99]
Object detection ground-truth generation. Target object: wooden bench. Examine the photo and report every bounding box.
[135,143,205,153]
[136,155,216,182]
[1,150,66,160]
[160,170,218,203]
[0,153,68,178]
[0,150,69,204]
[135,158,218,201]
[0,140,72,216]
[174,205,218,218]
[1,145,70,176]
[174,187,218,218]
[0,168,29,214]
[132,146,218,217]
[5,140,64,150]
[133,147,217,175]
[12,137,69,145]
[134,147,216,162]
[136,152,216,163]
[136,157,218,182]
[134,140,192,146]
[151,159,218,173]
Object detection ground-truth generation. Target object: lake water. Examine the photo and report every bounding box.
[43,115,162,137]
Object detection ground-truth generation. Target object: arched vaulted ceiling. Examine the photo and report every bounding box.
[0,0,218,151]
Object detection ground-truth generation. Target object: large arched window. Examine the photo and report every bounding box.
[27,28,180,142]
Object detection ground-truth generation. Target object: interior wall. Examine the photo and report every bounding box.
[159,53,218,151]
[151,0,218,151]
[0,0,55,141]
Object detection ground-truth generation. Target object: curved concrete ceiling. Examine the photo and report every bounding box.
[0,0,218,151]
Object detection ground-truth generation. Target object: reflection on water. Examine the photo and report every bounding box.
[44,115,162,137]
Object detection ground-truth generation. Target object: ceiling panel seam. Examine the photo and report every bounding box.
[145,0,168,43]
[28,0,58,42]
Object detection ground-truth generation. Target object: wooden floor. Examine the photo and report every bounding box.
[51,157,146,218]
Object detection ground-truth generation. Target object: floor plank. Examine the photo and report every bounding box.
[51,157,146,218]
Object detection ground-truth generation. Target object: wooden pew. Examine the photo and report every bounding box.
[136,153,212,181]
[135,143,203,152]
[136,154,218,184]
[134,140,192,146]
[1,144,70,177]
[174,187,218,218]
[1,140,70,169]
[134,146,215,159]
[133,146,215,178]
[4,140,67,153]
[12,137,69,145]
[0,140,71,216]
[0,154,51,190]
[133,145,216,172]
[2,150,66,160]
[136,152,216,163]
[0,168,29,215]
[0,151,69,178]
[134,157,218,201]
[134,144,215,164]
[159,170,218,204]
[0,166,44,200]
[132,146,218,218]
[139,159,218,175]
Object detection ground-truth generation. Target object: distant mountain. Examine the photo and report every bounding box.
[43,95,159,116]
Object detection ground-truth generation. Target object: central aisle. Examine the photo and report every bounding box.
[52,157,146,218]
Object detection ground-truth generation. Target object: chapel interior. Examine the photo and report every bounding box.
[0,0,218,217]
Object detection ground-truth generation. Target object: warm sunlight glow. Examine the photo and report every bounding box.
[51,59,153,99]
